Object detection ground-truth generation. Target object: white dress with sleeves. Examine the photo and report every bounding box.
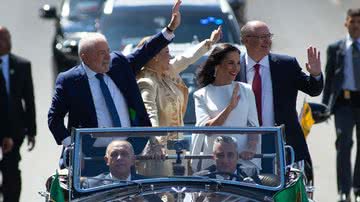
[191,81,261,171]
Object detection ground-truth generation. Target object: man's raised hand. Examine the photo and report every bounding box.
[167,0,182,32]
[306,46,322,77]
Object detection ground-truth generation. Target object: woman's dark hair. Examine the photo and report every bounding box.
[196,43,240,88]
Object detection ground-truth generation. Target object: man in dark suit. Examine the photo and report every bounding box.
[0,67,13,155]
[236,21,323,165]
[194,136,261,184]
[0,26,36,202]
[0,70,13,202]
[48,0,182,172]
[322,8,360,202]
[81,140,144,188]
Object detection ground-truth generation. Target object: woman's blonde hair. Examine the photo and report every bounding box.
[136,36,153,48]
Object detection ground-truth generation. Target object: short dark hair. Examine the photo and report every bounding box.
[347,8,360,18]
[196,43,240,88]
[213,136,237,152]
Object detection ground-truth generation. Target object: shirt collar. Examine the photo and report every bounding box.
[82,62,98,79]
[346,34,360,48]
[110,173,131,181]
[0,54,9,65]
[245,53,269,72]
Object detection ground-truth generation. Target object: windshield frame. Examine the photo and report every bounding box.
[71,126,286,195]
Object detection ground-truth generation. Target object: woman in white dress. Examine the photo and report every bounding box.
[191,43,260,171]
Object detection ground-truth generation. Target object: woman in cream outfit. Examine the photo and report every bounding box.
[136,27,222,176]
[191,43,260,171]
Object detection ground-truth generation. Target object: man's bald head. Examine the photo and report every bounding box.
[240,21,272,62]
[240,21,268,41]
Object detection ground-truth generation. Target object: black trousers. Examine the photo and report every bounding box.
[334,104,360,195]
[0,144,22,202]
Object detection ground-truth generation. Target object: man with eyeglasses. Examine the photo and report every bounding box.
[236,21,323,171]
[322,8,360,202]
[194,136,261,184]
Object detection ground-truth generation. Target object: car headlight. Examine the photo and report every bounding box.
[55,38,79,61]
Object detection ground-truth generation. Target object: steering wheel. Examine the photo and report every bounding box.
[207,171,244,181]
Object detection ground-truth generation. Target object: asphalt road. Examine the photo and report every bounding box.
[0,0,359,201]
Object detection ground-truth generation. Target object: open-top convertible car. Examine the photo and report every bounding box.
[41,126,315,202]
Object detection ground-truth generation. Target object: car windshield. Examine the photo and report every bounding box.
[63,0,104,18]
[71,127,286,193]
[99,6,239,51]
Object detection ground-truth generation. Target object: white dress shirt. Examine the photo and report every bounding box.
[62,29,174,146]
[83,63,130,147]
[245,54,275,127]
[342,35,360,91]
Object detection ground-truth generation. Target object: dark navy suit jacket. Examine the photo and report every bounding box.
[322,39,346,113]
[48,32,170,155]
[0,72,10,142]
[236,53,323,161]
[7,54,36,161]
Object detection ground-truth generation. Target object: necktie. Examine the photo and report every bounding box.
[95,73,122,127]
[352,41,360,90]
[252,64,262,126]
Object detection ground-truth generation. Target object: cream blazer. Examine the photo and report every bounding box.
[137,40,213,129]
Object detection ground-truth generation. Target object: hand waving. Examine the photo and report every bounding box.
[228,83,240,110]
[306,46,321,77]
[167,0,182,32]
[209,26,222,44]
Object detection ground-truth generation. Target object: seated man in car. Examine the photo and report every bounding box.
[194,136,261,184]
[82,140,144,188]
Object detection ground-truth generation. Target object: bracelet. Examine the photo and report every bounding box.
[166,26,174,32]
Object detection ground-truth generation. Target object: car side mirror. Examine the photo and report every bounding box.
[39,4,57,19]
[308,102,330,124]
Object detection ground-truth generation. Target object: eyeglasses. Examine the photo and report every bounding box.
[246,33,274,40]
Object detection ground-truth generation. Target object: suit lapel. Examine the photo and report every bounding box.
[103,174,113,185]
[268,54,281,122]
[8,54,17,96]
[107,70,137,125]
[107,70,128,94]
[74,65,98,127]
[238,53,247,82]
[335,39,346,73]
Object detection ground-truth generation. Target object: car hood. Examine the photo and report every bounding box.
[73,179,274,202]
